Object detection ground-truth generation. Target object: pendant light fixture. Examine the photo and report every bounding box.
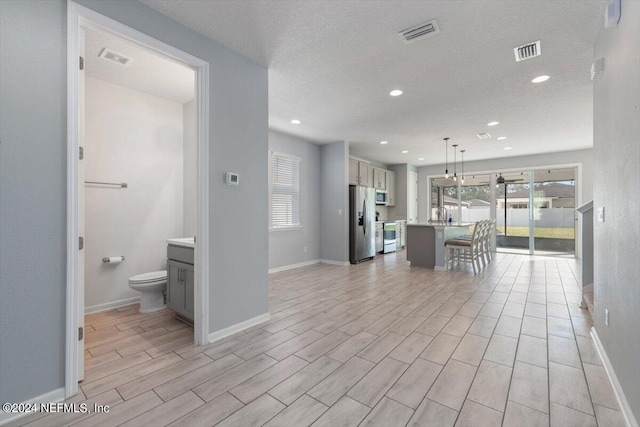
[452,144,458,181]
[460,149,466,184]
[443,138,450,178]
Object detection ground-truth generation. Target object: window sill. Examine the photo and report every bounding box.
[270,225,303,232]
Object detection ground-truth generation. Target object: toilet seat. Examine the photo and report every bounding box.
[129,270,167,284]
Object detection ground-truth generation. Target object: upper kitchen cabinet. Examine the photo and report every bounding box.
[349,158,372,187]
[386,171,396,206]
[387,165,418,222]
[373,168,386,190]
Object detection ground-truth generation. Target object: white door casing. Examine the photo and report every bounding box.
[78,27,85,381]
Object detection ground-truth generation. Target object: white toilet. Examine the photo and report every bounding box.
[128,270,167,313]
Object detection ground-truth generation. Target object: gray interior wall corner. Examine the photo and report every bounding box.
[593,0,640,421]
[319,141,349,263]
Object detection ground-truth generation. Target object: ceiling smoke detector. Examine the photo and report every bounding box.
[477,133,491,140]
[399,20,440,43]
[513,40,541,62]
[98,48,132,66]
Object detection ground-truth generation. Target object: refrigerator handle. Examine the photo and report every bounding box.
[362,199,367,235]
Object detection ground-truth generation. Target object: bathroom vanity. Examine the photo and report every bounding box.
[166,238,195,323]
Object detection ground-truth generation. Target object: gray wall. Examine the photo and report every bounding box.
[268,130,321,270]
[417,149,594,223]
[0,0,68,405]
[320,141,349,263]
[0,0,268,405]
[593,0,640,420]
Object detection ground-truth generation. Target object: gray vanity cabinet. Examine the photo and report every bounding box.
[167,244,194,323]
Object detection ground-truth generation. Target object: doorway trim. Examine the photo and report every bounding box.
[66,1,210,398]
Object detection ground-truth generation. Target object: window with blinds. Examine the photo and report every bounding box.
[270,152,301,228]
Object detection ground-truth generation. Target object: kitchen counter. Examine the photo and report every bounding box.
[406,223,472,269]
[167,237,195,248]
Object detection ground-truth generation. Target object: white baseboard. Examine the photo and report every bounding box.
[207,313,271,344]
[434,266,447,271]
[269,259,320,274]
[0,387,65,426]
[591,327,638,427]
[319,259,350,266]
[84,297,140,314]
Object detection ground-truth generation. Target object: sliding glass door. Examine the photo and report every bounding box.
[429,167,577,257]
[495,172,531,253]
[532,168,576,255]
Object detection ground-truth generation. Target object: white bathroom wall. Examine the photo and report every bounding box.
[183,100,197,237]
[84,76,184,312]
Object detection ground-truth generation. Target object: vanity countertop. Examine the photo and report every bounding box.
[167,237,195,248]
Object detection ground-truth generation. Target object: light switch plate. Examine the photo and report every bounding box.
[597,206,605,222]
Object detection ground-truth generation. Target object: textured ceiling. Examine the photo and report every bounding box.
[139,0,605,166]
[85,28,195,104]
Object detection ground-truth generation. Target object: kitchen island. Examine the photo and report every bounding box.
[406,223,472,270]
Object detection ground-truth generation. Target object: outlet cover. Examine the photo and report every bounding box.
[605,308,609,326]
[597,207,605,222]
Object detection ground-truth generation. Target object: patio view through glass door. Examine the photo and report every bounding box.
[429,167,577,257]
[495,171,531,253]
[532,168,576,255]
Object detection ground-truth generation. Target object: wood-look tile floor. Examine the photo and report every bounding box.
[11,251,627,427]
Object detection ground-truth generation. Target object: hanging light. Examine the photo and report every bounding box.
[452,144,458,181]
[443,138,450,178]
[496,173,505,184]
[460,149,466,184]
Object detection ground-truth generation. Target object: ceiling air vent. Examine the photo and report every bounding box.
[399,20,440,43]
[98,48,132,66]
[477,133,491,140]
[513,40,541,62]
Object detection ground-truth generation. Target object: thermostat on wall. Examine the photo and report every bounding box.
[225,172,239,185]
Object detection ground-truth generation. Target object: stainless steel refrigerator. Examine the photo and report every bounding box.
[350,185,376,264]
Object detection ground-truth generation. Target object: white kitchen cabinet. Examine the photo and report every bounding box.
[373,168,386,190]
[386,171,396,206]
[349,158,359,185]
[349,158,372,187]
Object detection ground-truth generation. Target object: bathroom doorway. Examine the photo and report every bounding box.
[66,2,210,398]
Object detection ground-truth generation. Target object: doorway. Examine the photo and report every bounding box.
[66,1,210,398]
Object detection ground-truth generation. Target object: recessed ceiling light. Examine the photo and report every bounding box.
[291,119,301,124]
[504,147,513,150]
[497,136,507,140]
[531,75,550,83]
[389,90,403,97]
[379,141,388,145]
[401,150,409,154]
[487,121,500,126]
[418,157,425,161]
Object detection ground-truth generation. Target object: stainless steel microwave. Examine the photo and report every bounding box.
[375,190,388,205]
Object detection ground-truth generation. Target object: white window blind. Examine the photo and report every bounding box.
[270,152,301,228]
